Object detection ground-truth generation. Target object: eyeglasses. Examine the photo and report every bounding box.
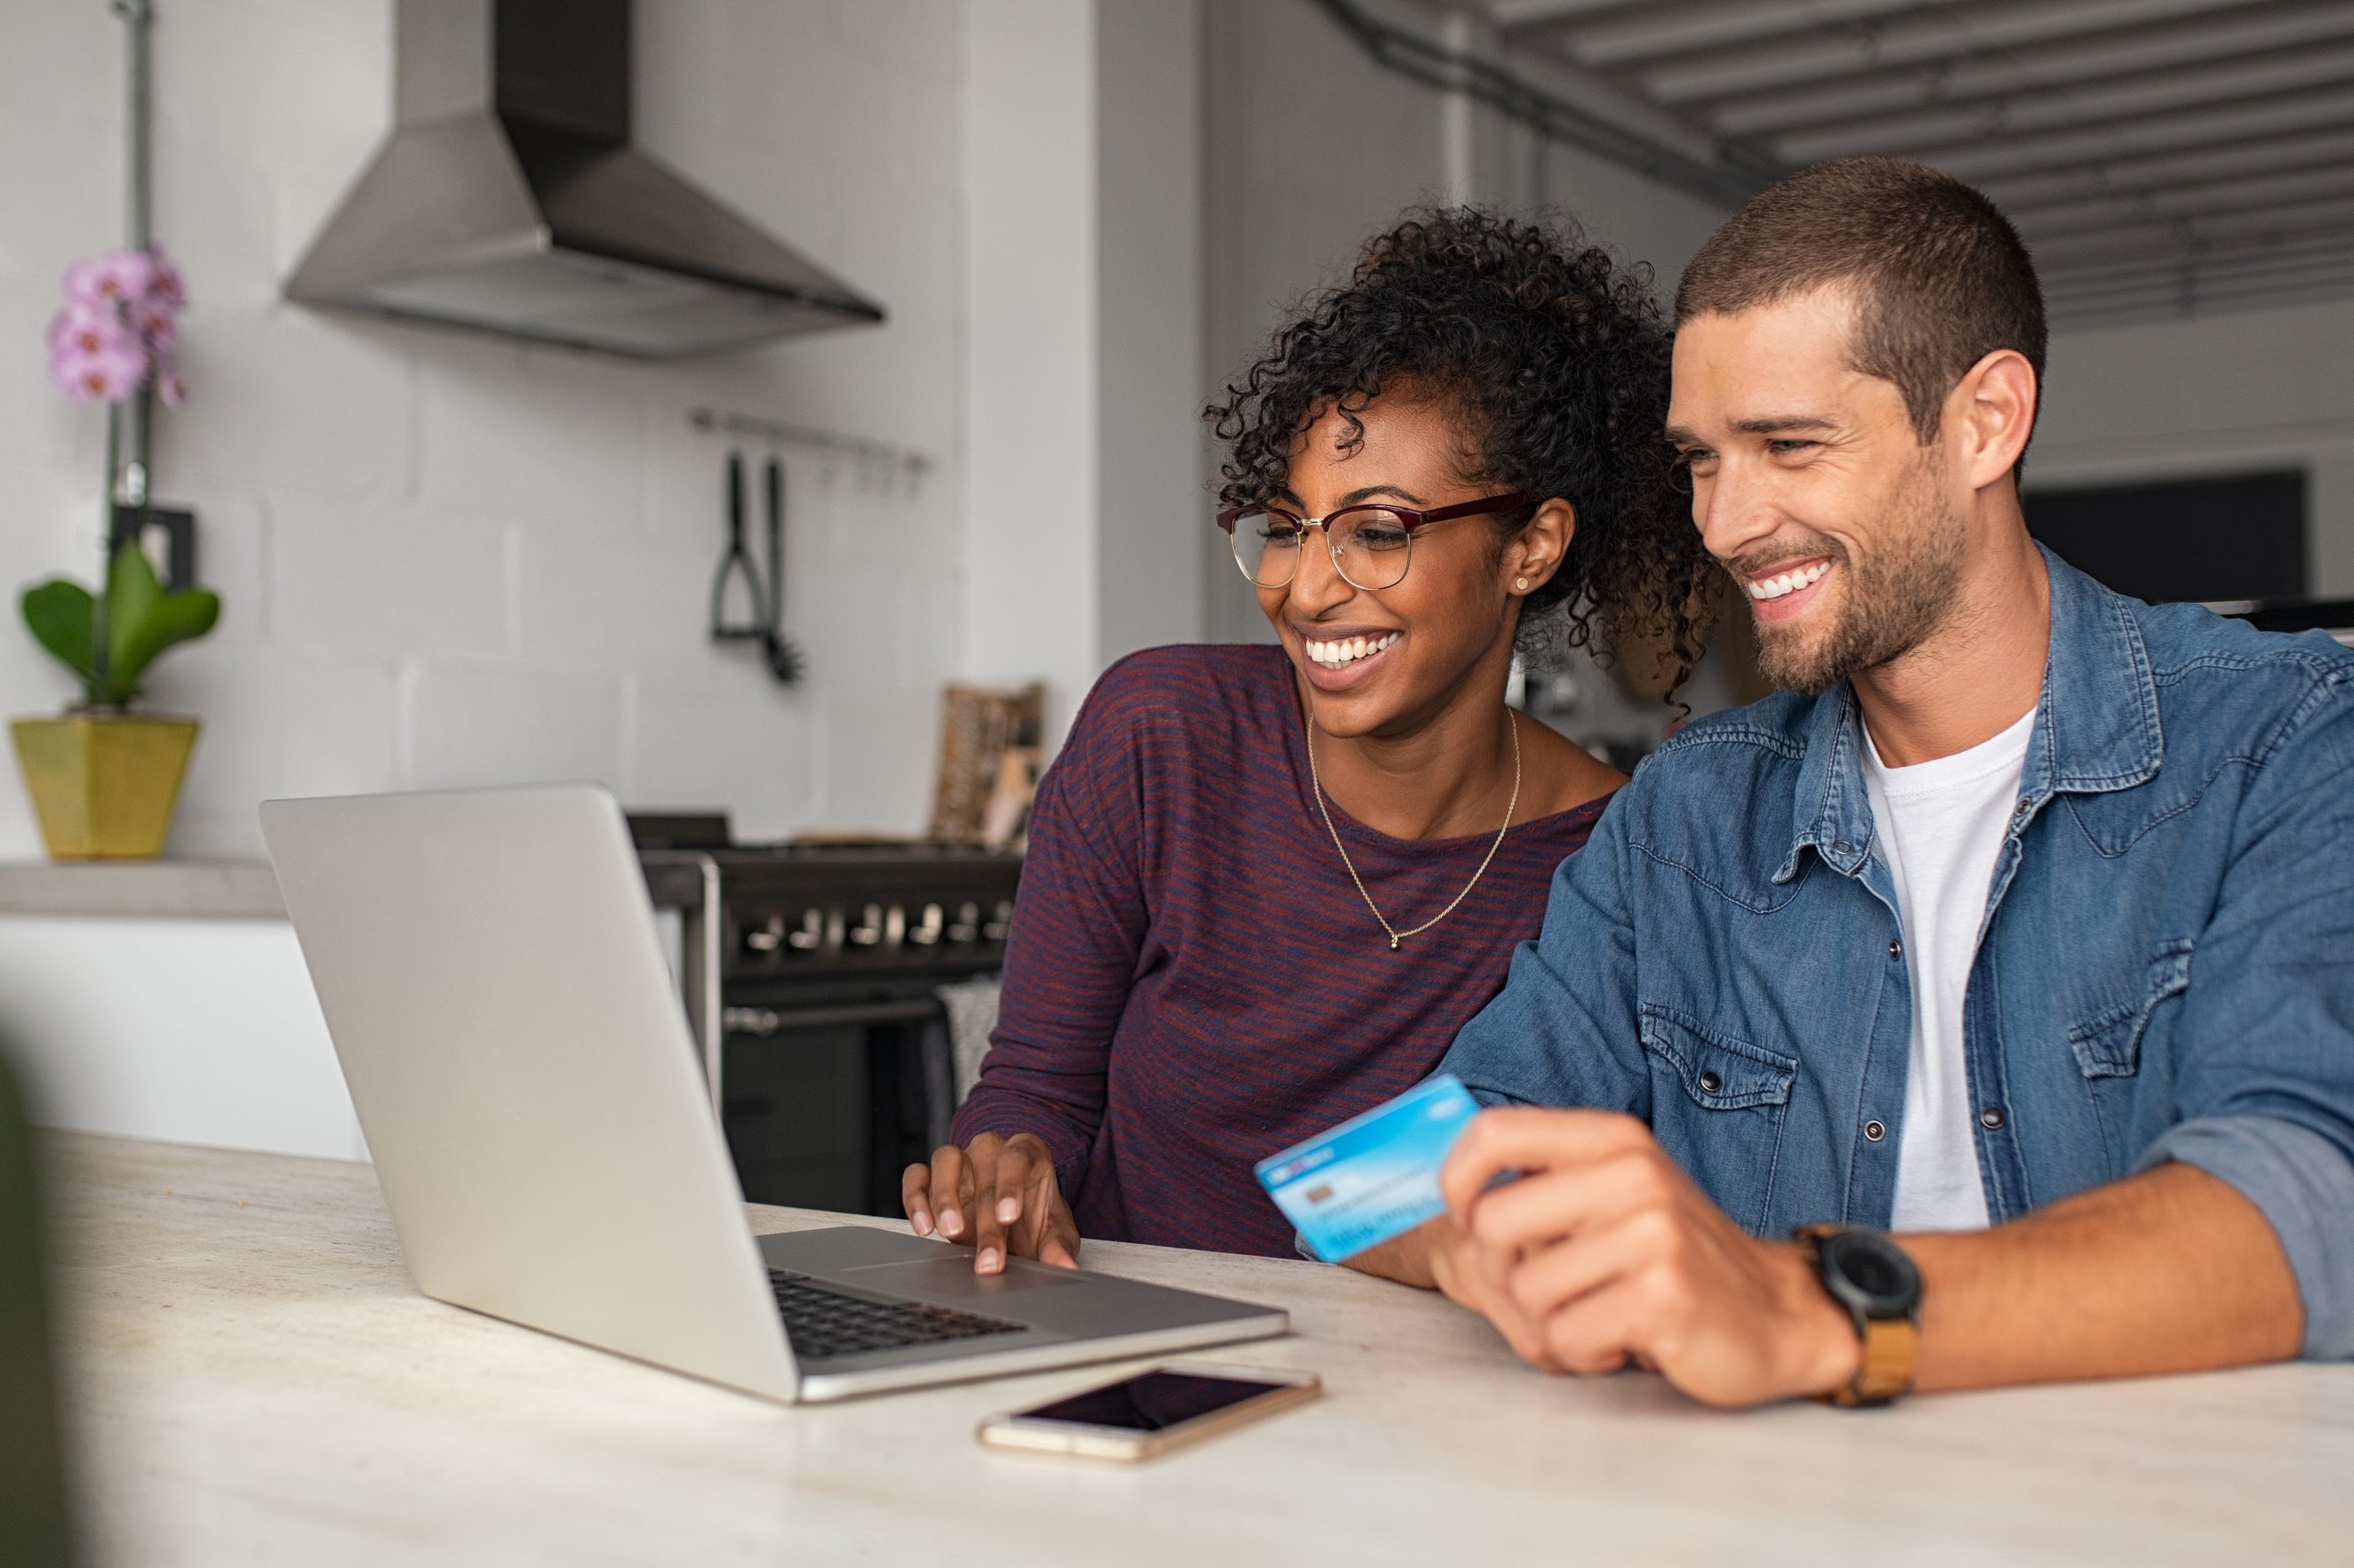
[1216,492,1539,592]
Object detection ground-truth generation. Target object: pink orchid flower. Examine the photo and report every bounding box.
[144,247,187,311]
[50,341,150,402]
[156,364,187,407]
[63,248,155,309]
[47,301,133,360]
[129,297,177,352]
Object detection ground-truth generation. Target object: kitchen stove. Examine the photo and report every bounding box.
[633,818,1020,1218]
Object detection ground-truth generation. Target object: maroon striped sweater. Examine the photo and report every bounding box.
[952,644,1611,1257]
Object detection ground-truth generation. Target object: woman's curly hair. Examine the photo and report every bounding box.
[1206,208,1708,688]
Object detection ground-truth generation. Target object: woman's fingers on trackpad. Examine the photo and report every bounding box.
[900,1162,934,1236]
[911,1135,1068,1272]
[928,1144,969,1241]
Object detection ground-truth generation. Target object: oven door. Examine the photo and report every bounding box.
[718,983,955,1217]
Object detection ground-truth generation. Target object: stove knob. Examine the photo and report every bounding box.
[984,900,1015,942]
[948,902,981,943]
[786,909,824,950]
[884,904,907,946]
[849,903,886,946]
[909,902,944,946]
[743,913,786,954]
[723,1006,782,1037]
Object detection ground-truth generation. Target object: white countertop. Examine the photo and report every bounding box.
[50,1134,2354,1565]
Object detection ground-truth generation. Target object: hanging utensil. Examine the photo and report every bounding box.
[762,456,805,685]
[709,450,766,643]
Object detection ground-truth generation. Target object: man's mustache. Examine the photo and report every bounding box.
[1720,539,1849,582]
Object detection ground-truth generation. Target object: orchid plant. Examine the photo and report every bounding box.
[28,246,217,711]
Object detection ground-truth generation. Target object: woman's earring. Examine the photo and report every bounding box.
[1515,576,1530,592]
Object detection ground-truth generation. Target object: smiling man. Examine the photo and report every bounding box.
[1355,158,2354,1404]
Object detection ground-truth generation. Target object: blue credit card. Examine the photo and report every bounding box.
[1254,1075,1482,1262]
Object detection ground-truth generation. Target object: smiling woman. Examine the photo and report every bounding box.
[905,210,1712,1265]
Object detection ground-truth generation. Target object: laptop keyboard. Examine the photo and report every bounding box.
[769,1270,1027,1362]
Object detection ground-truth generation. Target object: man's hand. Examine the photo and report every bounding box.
[1439,1108,1859,1407]
[902,1130,1080,1275]
[1418,1211,1568,1372]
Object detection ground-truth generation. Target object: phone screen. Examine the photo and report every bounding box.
[1013,1371,1289,1432]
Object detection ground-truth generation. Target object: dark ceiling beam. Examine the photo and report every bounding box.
[1537,0,1920,66]
[2046,221,2354,286]
[1647,0,2263,107]
[1933,83,2354,181]
[2030,189,2354,269]
[1767,36,2354,162]
[1484,0,1643,30]
[2045,243,2354,326]
[1986,121,2354,212]
[2012,161,2354,239]
[1701,0,2354,135]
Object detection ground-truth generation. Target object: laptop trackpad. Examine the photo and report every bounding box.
[838,1256,1082,1304]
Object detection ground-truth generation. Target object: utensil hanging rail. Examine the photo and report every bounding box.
[686,408,933,481]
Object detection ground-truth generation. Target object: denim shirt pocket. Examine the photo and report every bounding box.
[1636,1003,1798,1234]
[2066,938,2195,1164]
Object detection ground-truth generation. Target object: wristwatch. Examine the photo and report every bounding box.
[1794,1224,1922,1407]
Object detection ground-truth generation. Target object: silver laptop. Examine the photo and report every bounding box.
[260,784,1286,1403]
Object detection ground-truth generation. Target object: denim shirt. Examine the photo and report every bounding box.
[1441,548,2354,1358]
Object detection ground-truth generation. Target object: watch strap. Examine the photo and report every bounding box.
[1822,1315,1916,1408]
[1795,1223,1919,1408]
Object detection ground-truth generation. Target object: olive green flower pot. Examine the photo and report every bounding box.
[9,712,198,860]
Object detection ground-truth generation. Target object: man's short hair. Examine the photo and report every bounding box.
[1675,158,2047,452]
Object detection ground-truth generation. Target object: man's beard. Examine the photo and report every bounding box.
[1731,460,1966,696]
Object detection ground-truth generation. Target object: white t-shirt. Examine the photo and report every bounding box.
[1862,705,2038,1233]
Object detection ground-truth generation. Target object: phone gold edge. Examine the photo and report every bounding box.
[975,1367,1324,1463]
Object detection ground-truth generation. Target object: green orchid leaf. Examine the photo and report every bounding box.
[105,542,219,691]
[19,580,97,682]
[114,587,220,688]
[105,542,163,679]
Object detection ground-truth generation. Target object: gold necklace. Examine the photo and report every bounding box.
[1306,709,1522,951]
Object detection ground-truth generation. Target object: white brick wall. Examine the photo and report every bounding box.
[0,0,968,855]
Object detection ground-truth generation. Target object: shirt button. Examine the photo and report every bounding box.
[1699,1070,1723,1093]
[1980,1105,2007,1130]
[1833,840,1855,856]
[1863,1120,1886,1142]
[2014,799,2033,818]
[1888,939,1903,961]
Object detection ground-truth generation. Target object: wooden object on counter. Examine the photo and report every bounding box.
[49,1134,2354,1565]
[927,681,1043,846]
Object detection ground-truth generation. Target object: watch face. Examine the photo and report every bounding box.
[1822,1229,1921,1316]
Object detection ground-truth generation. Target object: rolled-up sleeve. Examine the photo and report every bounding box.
[2137,1116,2354,1358]
[2162,666,2354,1359]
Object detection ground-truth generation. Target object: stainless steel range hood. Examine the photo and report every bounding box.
[286,0,884,358]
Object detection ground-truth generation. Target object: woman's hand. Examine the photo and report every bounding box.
[901,1130,1081,1275]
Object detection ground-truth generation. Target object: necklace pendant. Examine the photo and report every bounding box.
[1306,707,1521,959]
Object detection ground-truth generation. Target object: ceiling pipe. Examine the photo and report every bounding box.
[1306,0,1777,209]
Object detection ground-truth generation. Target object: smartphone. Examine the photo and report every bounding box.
[976,1362,1321,1461]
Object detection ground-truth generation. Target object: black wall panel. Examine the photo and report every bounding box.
[2023,470,2306,604]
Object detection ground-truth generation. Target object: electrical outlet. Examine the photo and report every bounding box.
[108,503,198,590]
